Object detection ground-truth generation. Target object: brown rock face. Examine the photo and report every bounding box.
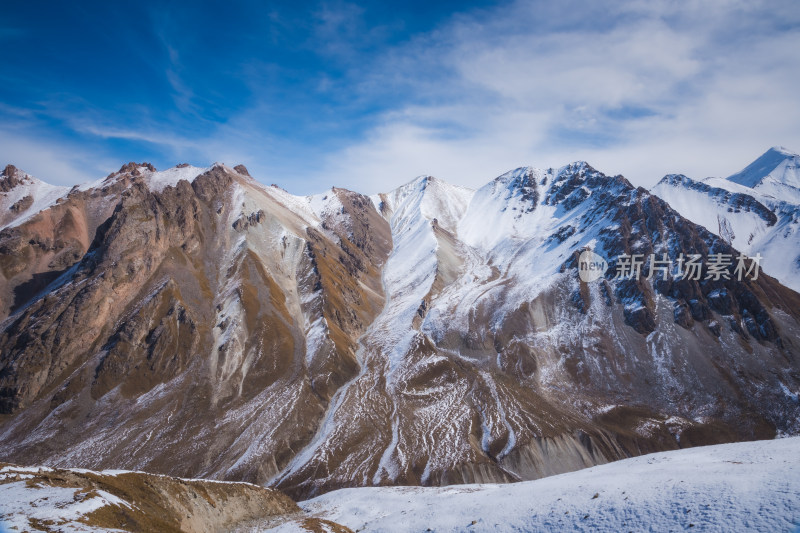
[0,160,799,502]
[0,163,392,492]
[1,165,25,191]
[116,162,157,176]
[8,195,33,213]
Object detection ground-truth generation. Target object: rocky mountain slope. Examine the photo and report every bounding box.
[1,157,799,500]
[652,147,800,292]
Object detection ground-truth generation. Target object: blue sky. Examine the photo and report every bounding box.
[1,0,799,194]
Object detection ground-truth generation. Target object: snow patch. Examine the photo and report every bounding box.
[291,437,800,533]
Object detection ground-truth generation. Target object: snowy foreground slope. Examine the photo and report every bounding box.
[3,438,797,532]
[259,437,800,533]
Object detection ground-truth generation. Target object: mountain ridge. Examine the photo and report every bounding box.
[1,155,799,500]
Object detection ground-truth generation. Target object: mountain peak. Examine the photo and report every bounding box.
[408,174,439,189]
[375,174,474,233]
[386,174,473,203]
[653,174,696,191]
[770,145,797,157]
[117,161,157,175]
[727,146,800,190]
[0,164,29,192]
[2,164,19,177]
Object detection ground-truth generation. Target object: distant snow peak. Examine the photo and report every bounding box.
[727,145,800,194]
[651,148,800,292]
[770,145,797,157]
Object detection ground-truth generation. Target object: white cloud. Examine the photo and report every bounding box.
[308,0,800,194]
[5,0,799,196]
[0,130,119,186]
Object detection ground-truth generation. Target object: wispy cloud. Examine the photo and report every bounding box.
[306,0,800,193]
[78,123,189,147]
[2,0,798,194]
[0,129,119,186]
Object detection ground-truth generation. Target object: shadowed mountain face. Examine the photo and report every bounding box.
[1,160,799,500]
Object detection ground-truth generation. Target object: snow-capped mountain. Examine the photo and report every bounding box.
[0,165,71,230]
[727,146,800,203]
[652,147,800,292]
[1,158,799,501]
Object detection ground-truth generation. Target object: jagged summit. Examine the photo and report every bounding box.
[1,164,34,191]
[115,161,157,175]
[656,173,689,186]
